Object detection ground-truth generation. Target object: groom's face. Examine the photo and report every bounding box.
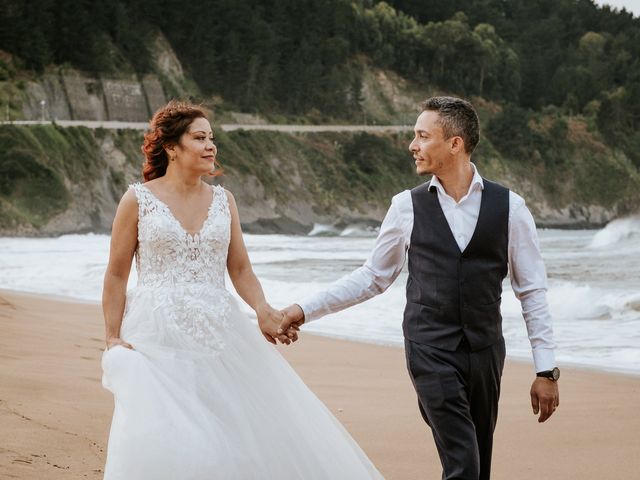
[409,110,451,177]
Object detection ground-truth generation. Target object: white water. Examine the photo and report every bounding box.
[1,218,638,375]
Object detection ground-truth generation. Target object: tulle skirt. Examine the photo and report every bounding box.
[102,287,383,479]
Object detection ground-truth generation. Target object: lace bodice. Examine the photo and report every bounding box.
[129,182,232,352]
[132,183,230,288]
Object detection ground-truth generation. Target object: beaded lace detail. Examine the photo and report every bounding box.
[130,183,231,352]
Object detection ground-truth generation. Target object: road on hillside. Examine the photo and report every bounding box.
[3,120,413,133]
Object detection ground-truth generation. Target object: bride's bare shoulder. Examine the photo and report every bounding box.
[221,188,240,219]
[116,185,140,217]
[222,187,236,204]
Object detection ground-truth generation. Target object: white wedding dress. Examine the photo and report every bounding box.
[101,183,383,480]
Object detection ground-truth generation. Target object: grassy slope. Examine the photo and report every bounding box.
[1,119,638,234]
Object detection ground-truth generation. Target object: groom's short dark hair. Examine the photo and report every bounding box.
[421,96,479,154]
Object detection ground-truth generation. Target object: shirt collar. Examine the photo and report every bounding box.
[428,162,484,195]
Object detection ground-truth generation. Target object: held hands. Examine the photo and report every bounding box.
[256,303,300,345]
[106,336,134,350]
[530,377,560,423]
[278,304,305,336]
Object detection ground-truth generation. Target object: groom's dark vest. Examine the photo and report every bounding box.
[403,179,509,351]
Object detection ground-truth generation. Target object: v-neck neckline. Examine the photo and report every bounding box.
[141,183,216,238]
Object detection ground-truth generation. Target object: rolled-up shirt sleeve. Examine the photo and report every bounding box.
[508,193,557,372]
[298,190,413,322]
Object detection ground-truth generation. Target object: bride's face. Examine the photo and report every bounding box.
[173,117,218,175]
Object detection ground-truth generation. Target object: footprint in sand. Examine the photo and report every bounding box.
[0,296,16,319]
[0,297,16,309]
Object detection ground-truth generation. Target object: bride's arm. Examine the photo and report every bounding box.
[102,189,138,350]
[224,190,296,345]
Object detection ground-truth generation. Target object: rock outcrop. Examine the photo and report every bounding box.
[1,125,639,237]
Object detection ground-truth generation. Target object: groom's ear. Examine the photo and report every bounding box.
[449,136,465,154]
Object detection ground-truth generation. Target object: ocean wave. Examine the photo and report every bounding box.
[625,295,640,312]
[307,223,379,238]
[1,232,639,374]
[307,224,341,236]
[339,225,379,237]
[502,280,640,323]
[589,215,640,248]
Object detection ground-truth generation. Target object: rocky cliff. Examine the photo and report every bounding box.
[1,123,638,237]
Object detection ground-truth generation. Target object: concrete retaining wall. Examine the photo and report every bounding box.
[22,75,72,121]
[62,75,107,120]
[21,73,166,122]
[141,75,166,115]
[102,79,149,122]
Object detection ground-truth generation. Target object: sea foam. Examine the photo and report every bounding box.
[0,230,638,375]
[589,215,640,248]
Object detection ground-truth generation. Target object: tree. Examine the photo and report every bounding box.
[486,103,534,159]
[473,23,500,96]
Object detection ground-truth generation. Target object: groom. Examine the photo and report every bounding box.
[278,96,559,480]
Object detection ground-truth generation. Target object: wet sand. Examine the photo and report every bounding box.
[0,290,638,479]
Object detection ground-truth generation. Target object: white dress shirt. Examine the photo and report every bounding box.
[298,164,556,372]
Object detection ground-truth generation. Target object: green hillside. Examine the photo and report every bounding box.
[1,119,638,234]
[2,0,639,162]
[0,0,639,234]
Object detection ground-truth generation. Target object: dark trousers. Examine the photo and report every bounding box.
[405,336,506,480]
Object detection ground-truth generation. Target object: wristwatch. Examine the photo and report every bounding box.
[536,367,560,381]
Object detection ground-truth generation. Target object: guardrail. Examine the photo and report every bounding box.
[1,120,413,133]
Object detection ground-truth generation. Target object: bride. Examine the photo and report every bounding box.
[101,101,383,479]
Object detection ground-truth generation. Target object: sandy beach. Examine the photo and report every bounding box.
[0,290,638,479]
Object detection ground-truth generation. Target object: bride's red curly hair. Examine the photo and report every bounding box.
[141,100,223,181]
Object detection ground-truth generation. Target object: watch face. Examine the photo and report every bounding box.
[552,367,560,381]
